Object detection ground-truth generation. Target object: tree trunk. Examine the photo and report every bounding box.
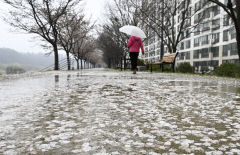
[53,44,59,70]
[81,59,83,69]
[172,48,177,72]
[108,58,111,68]
[236,1,240,62]
[236,25,240,62]
[76,59,79,70]
[124,56,126,70]
[66,52,71,70]
[161,39,164,60]
[84,61,86,69]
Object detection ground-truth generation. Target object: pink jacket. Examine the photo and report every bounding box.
[127,36,144,55]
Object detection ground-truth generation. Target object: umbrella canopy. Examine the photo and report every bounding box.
[119,25,146,38]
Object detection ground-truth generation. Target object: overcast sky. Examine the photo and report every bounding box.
[0,0,108,53]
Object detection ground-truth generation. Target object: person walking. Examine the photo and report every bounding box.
[127,36,144,74]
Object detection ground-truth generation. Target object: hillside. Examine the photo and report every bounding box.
[0,48,55,72]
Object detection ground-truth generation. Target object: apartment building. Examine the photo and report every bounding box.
[141,0,238,72]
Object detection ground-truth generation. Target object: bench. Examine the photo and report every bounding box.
[150,52,179,72]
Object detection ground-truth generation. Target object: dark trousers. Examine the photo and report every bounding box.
[129,52,139,70]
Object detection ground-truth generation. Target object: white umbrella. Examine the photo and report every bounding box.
[119,25,146,38]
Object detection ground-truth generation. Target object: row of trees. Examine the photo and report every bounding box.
[3,0,102,70]
[97,0,140,68]
[98,0,240,69]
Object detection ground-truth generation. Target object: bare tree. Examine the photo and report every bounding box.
[88,50,102,68]
[83,40,97,68]
[98,0,140,68]
[57,11,85,70]
[208,0,240,61]
[3,0,81,70]
[71,21,94,69]
[97,28,123,68]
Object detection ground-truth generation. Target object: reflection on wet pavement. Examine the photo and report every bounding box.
[0,69,240,154]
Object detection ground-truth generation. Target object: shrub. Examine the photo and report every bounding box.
[162,64,172,72]
[176,62,194,73]
[151,64,163,72]
[137,59,145,66]
[214,63,240,78]
[6,65,26,74]
[0,71,2,75]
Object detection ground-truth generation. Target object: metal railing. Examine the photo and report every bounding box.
[40,57,71,72]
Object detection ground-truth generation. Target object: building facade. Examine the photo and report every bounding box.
[141,0,238,72]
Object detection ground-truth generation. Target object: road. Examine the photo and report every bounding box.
[0,69,240,154]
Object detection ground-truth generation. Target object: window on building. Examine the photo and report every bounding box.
[212,33,219,44]
[223,59,239,66]
[194,25,200,36]
[230,28,236,40]
[150,51,155,57]
[211,46,219,57]
[156,49,160,55]
[194,14,199,24]
[223,44,229,56]
[185,40,191,49]
[211,60,219,67]
[194,50,199,59]
[193,61,199,68]
[180,42,184,50]
[202,8,210,19]
[230,43,238,56]
[201,35,209,45]
[201,48,209,58]
[157,41,161,48]
[184,19,191,28]
[164,47,168,54]
[179,52,185,60]
[195,61,219,68]
[187,7,192,17]
[194,38,200,47]
[212,6,220,16]
[185,28,191,38]
[186,51,190,60]
[223,30,229,41]
[145,48,148,53]
[202,21,211,31]
[223,14,230,26]
[212,19,220,30]
[199,61,208,67]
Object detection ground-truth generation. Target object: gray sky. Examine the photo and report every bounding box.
[0,0,108,53]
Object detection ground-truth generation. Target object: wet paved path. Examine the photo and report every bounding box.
[0,69,240,154]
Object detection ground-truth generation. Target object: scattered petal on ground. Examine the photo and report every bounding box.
[0,69,240,154]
